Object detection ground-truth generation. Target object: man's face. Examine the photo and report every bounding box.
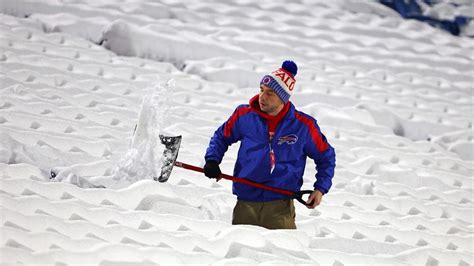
[259,85,284,115]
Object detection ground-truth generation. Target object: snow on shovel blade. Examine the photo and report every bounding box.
[157,135,182,182]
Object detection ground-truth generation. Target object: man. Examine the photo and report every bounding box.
[204,60,336,229]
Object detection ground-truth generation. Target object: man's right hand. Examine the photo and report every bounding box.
[204,160,221,180]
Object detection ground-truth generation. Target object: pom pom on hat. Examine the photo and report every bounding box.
[260,60,298,103]
[282,60,297,77]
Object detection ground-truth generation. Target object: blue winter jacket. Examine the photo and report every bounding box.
[205,96,336,201]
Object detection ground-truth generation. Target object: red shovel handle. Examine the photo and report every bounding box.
[174,161,314,206]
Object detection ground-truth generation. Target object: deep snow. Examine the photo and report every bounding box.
[0,0,473,265]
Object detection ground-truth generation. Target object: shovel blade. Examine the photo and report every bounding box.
[157,135,182,182]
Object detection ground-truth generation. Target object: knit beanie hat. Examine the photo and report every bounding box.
[260,60,298,103]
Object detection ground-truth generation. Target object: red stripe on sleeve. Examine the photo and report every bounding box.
[294,111,328,153]
[224,106,252,138]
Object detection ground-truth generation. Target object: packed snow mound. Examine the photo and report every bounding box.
[52,81,178,189]
[431,129,474,161]
[102,19,250,67]
[1,0,473,265]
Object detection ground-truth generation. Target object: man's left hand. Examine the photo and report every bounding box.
[306,190,323,209]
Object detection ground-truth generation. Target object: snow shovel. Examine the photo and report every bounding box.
[158,135,315,206]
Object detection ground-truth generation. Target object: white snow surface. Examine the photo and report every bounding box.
[1,0,473,265]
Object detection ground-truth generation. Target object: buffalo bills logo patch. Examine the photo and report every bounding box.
[262,76,272,85]
[278,134,298,145]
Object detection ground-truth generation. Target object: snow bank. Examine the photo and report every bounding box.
[101,19,250,68]
[432,129,474,160]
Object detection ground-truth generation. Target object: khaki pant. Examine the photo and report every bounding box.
[232,199,296,229]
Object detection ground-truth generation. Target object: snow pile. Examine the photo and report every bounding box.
[88,81,173,188]
[49,80,177,188]
[102,19,250,68]
[432,129,474,161]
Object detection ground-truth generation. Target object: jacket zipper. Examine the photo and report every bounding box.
[268,128,277,174]
[269,141,275,174]
[267,114,287,175]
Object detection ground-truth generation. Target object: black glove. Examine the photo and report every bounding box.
[204,160,221,179]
